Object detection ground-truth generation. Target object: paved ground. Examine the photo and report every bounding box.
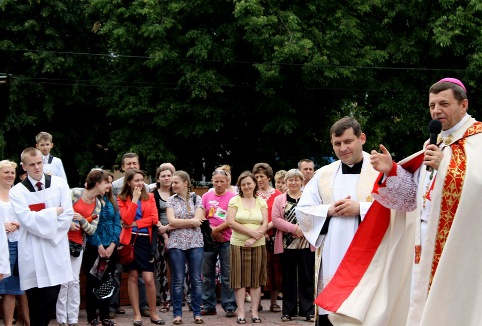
[76,299,313,326]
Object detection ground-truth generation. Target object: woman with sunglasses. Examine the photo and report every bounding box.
[200,169,237,317]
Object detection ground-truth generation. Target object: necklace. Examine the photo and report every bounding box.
[257,188,275,201]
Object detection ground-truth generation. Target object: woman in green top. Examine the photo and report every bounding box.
[227,171,268,324]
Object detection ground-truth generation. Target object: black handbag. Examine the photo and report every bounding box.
[191,194,215,252]
[91,257,118,300]
[69,241,83,257]
[200,219,215,252]
[93,276,118,300]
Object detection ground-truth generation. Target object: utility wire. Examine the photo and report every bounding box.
[0,47,467,72]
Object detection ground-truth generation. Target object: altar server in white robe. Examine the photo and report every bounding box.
[9,147,73,326]
[296,117,379,326]
[0,221,10,280]
[35,131,68,181]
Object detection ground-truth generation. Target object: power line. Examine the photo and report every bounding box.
[0,47,467,72]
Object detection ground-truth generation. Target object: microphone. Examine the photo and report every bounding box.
[427,119,442,171]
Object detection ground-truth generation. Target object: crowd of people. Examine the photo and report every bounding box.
[1,77,481,326]
[0,131,318,326]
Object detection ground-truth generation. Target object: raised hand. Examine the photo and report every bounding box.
[370,144,393,174]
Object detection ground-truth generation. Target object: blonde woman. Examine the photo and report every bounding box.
[0,160,30,326]
[166,171,205,325]
[274,170,287,193]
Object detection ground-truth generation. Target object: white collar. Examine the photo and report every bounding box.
[28,174,46,186]
[441,114,470,137]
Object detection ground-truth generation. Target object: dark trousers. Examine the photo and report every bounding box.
[280,248,315,318]
[317,314,333,326]
[25,284,61,326]
[84,245,118,321]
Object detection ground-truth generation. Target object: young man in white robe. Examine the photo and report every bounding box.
[296,117,379,326]
[317,78,482,326]
[9,147,73,326]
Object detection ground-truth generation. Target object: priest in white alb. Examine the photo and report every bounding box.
[296,117,379,326]
[317,78,482,326]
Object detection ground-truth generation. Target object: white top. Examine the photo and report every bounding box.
[42,155,68,182]
[0,222,10,278]
[9,175,74,290]
[297,165,371,315]
[0,199,20,242]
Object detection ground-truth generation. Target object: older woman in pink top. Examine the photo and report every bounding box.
[272,169,315,322]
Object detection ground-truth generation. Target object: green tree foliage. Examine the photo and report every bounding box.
[0,0,116,185]
[2,0,482,184]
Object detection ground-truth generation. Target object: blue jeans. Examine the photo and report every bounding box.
[170,247,204,318]
[202,241,236,312]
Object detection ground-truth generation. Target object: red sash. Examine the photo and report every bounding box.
[429,121,482,288]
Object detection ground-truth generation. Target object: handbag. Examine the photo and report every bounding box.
[93,276,118,300]
[91,257,118,299]
[200,219,215,252]
[69,240,83,257]
[191,194,215,252]
[118,233,138,265]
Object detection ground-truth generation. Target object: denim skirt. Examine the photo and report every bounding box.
[0,241,23,295]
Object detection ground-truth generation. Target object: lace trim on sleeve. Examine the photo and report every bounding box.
[372,164,417,212]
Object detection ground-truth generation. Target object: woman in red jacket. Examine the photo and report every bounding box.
[118,169,164,325]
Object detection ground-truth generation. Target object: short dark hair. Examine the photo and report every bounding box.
[297,159,314,169]
[252,162,273,180]
[429,81,467,103]
[120,153,139,166]
[330,116,362,138]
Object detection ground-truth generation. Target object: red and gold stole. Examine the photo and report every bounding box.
[430,122,482,288]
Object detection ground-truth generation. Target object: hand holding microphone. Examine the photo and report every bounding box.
[425,120,443,171]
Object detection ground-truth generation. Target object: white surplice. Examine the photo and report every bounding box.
[9,174,74,290]
[296,151,378,315]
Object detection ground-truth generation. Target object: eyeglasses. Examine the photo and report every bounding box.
[212,170,228,176]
